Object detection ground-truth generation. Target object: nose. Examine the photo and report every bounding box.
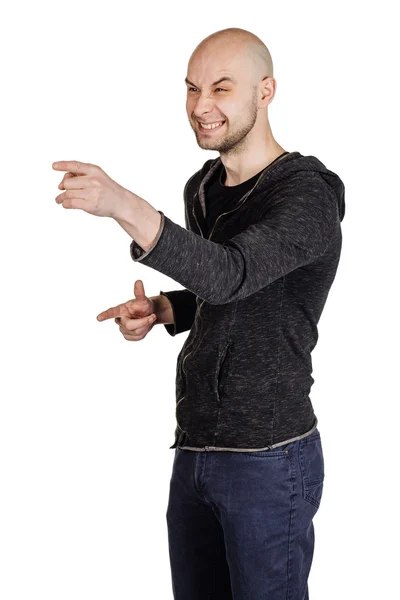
[191,93,216,120]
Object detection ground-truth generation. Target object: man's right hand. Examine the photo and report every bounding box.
[96,279,157,341]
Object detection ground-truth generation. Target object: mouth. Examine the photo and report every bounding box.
[197,120,226,133]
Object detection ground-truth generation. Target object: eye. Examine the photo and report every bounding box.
[187,87,227,92]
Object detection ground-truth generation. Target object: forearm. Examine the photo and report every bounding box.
[149,294,174,325]
[114,191,162,252]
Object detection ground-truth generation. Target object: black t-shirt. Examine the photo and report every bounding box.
[204,151,291,236]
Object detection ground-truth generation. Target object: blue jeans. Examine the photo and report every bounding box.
[166,428,324,599]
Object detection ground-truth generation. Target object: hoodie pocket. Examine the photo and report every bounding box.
[175,396,186,432]
[217,342,231,401]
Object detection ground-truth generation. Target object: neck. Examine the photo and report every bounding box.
[221,144,288,186]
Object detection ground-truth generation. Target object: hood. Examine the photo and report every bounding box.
[198,151,345,222]
[284,152,346,222]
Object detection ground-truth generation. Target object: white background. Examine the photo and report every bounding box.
[1,0,398,598]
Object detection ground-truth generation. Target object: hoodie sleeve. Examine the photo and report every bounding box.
[130,211,166,261]
[158,288,198,336]
[129,173,340,305]
[130,222,198,335]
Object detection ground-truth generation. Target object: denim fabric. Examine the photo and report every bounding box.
[166,427,324,599]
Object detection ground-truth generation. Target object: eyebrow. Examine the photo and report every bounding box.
[184,76,237,87]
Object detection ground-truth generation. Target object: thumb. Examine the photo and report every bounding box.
[134,279,147,301]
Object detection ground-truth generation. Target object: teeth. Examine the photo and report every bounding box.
[200,121,224,129]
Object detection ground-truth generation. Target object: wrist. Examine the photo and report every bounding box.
[114,191,163,253]
[114,189,140,223]
[149,294,174,325]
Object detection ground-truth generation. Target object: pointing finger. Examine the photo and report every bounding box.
[97,304,124,321]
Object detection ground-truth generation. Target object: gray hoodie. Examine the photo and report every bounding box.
[130,151,345,452]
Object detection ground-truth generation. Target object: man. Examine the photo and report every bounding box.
[54,27,345,600]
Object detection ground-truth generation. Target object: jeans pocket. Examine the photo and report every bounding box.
[299,430,325,508]
[245,439,296,457]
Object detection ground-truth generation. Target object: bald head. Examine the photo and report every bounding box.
[185,28,278,156]
[188,28,274,88]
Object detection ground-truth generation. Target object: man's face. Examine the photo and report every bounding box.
[185,52,259,154]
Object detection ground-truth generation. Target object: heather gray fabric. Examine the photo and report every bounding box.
[157,153,288,336]
[130,151,345,451]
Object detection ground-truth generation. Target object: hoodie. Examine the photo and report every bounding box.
[130,151,345,452]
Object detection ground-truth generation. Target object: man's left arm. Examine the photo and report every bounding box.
[115,174,340,306]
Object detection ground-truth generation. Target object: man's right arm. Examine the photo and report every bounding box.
[149,289,197,337]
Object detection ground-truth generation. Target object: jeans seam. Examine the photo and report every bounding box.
[286,447,296,600]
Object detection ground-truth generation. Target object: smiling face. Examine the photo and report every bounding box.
[185,44,264,155]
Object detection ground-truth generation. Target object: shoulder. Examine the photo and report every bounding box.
[266,170,339,209]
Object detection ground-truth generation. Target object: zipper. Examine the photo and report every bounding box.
[182,160,281,368]
[181,350,192,375]
[217,341,231,400]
